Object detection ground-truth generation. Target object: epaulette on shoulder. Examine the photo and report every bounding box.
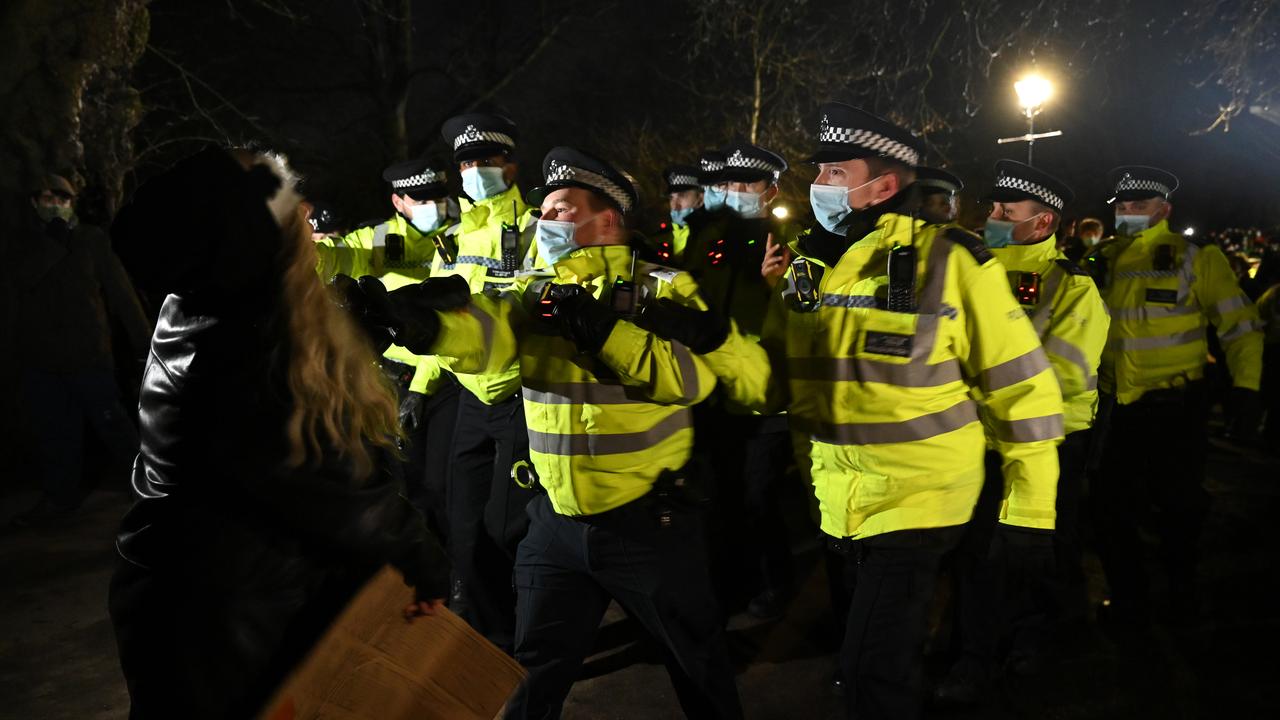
[939,227,993,265]
[1054,258,1089,276]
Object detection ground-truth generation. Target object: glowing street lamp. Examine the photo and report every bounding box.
[997,72,1064,165]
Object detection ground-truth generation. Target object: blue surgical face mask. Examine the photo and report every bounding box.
[670,206,695,226]
[461,166,508,201]
[407,200,445,233]
[535,213,600,265]
[1115,214,1150,236]
[726,189,767,218]
[703,185,727,212]
[808,176,884,233]
[982,214,1043,248]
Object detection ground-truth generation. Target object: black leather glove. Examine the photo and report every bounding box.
[541,283,618,354]
[330,274,395,353]
[399,391,426,433]
[1226,387,1263,444]
[389,274,472,313]
[636,298,730,354]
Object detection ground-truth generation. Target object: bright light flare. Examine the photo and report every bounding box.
[772,205,789,219]
[1015,74,1053,111]
[1183,227,1196,236]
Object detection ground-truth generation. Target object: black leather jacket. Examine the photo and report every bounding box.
[115,290,448,599]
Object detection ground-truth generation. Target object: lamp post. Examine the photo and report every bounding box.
[996,73,1063,165]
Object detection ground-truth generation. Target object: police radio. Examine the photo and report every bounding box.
[1154,244,1175,272]
[790,256,822,312]
[611,251,640,318]
[1012,271,1041,306]
[886,245,917,313]
[494,199,521,273]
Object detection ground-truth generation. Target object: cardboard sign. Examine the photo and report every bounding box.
[259,566,525,720]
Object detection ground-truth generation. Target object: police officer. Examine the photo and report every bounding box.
[748,103,1063,720]
[937,161,1109,705]
[433,112,538,651]
[645,165,703,266]
[1088,166,1264,626]
[699,149,730,215]
[915,166,963,225]
[315,158,448,281]
[386,147,743,719]
[683,141,801,617]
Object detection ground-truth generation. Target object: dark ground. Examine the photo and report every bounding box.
[2,436,1279,720]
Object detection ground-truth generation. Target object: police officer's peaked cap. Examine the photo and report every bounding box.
[308,200,343,234]
[986,159,1074,212]
[698,150,727,185]
[915,166,964,195]
[1107,165,1179,203]
[527,147,638,214]
[440,112,519,162]
[382,158,449,200]
[720,141,788,184]
[808,102,923,167]
[663,165,702,194]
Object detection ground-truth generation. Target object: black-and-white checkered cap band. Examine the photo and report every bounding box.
[391,169,443,189]
[667,173,699,187]
[995,175,1064,211]
[546,160,632,212]
[818,125,920,166]
[1114,174,1171,197]
[452,124,515,151]
[726,149,782,177]
[701,158,726,173]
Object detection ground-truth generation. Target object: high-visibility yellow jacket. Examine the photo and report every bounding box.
[992,235,1110,435]
[429,244,716,516]
[315,214,434,281]
[685,216,802,343]
[1258,284,1280,345]
[429,184,537,403]
[740,213,1063,539]
[646,221,692,267]
[1089,220,1263,404]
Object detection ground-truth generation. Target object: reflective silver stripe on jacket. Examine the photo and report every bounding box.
[981,347,1051,392]
[789,356,963,387]
[527,409,691,456]
[1110,327,1205,351]
[1043,335,1098,391]
[800,400,979,446]
[990,413,1064,442]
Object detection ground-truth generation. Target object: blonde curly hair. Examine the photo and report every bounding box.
[238,150,401,480]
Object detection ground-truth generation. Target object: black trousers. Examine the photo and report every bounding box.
[1092,382,1210,615]
[448,388,535,652]
[699,406,795,606]
[832,526,963,720]
[415,379,461,540]
[949,434,1088,675]
[508,493,743,720]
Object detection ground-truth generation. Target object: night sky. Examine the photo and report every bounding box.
[132,0,1280,234]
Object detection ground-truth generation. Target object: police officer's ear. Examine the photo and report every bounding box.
[762,184,780,205]
[868,172,901,207]
[390,192,408,215]
[1153,200,1173,225]
[502,157,519,184]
